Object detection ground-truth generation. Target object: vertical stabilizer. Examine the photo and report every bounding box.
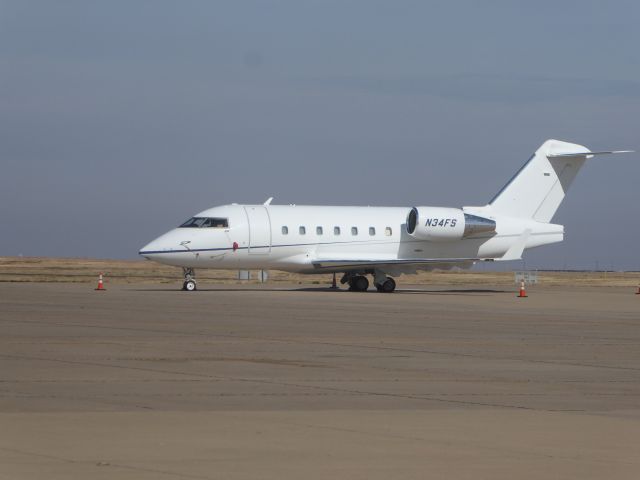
[489,139,590,222]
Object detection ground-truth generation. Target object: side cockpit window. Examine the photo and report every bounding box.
[179,217,229,228]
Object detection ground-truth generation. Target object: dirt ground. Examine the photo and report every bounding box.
[1,256,639,287]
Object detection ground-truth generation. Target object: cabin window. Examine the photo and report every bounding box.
[299,226,306,235]
[351,227,358,236]
[179,217,228,228]
[369,227,376,236]
[282,226,289,235]
[385,227,392,236]
[316,226,323,235]
[334,226,341,235]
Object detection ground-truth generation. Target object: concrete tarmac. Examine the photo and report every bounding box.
[0,282,639,479]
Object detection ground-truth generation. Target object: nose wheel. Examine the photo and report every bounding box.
[182,268,197,291]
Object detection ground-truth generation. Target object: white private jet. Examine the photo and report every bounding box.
[140,140,632,292]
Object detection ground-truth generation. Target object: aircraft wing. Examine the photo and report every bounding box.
[312,257,479,271]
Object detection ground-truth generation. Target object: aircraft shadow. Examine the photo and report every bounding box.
[132,287,510,295]
[395,288,510,295]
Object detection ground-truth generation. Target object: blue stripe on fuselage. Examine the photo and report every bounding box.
[138,239,397,256]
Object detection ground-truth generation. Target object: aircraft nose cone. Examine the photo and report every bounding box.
[139,229,189,259]
[139,233,174,257]
[138,239,162,258]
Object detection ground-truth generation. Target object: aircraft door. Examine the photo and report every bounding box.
[244,206,272,254]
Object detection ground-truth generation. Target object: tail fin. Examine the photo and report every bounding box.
[489,139,632,222]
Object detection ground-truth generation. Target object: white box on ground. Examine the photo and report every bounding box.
[515,271,538,285]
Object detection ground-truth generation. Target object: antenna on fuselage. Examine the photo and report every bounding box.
[263,197,274,206]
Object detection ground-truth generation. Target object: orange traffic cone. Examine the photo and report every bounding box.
[517,280,527,298]
[95,273,106,291]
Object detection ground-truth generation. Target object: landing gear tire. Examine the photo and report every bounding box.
[182,267,197,292]
[349,275,369,292]
[381,277,396,293]
[375,277,396,293]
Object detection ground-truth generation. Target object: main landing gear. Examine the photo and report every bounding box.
[340,271,396,293]
[348,275,369,292]
[376,277,396,293]
[182,267,197,291]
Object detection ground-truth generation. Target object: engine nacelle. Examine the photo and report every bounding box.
[406,207,496,242]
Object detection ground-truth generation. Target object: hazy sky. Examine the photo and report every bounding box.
[1,1,639,269]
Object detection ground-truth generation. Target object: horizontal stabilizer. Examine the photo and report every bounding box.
[548,150,633,159]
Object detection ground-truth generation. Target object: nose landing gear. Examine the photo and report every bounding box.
[182,268,197,291]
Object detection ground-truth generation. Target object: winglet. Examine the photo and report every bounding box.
[263,197,274,206]
[498,229,531,261]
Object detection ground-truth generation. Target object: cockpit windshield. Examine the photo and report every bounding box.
[179,217,229,228]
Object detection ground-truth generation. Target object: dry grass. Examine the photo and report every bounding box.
[1,256,638,287]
